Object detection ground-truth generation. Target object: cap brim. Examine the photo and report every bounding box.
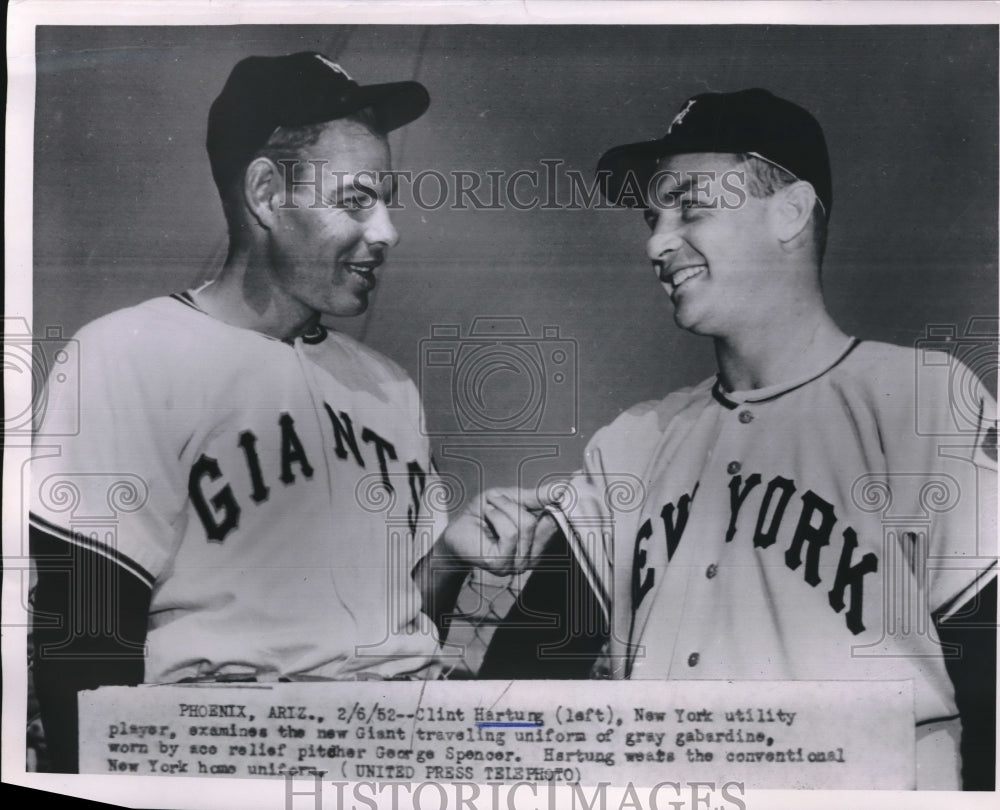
[597,134,748,207]
[597,139,665,208]
[339,80,430,133]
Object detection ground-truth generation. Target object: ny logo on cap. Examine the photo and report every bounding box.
[314,54,352,81]
[668,99,697,134]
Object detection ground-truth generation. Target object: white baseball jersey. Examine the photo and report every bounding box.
[30,292,445,682]
[551,337,997,788]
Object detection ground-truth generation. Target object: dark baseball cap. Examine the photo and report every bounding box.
[207,51,430,192]
[597,88,831,217]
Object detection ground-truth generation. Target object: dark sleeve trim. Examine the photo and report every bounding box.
[915,714,961,728]
[562,523,611,623]
[170,290,201,311]
[934,576,997,790]
[932,560,998,623]
[479,527,609,679]
[29,512,155,589]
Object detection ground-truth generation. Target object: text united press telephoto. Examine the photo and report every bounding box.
[20,21,997,802]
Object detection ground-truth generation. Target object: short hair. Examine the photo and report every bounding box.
[255,107,382,169]
[220,108,383,235]
[736,152,828,265]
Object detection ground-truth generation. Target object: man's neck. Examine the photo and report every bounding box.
[714,308,848,392]
[195,250,319,342]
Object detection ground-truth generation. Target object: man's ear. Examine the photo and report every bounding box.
[242,157,281,230]
[772,180,816,244]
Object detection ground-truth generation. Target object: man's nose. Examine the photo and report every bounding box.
[646,215,683,263]
[365,200,399,250]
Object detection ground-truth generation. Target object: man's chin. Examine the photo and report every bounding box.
[671,304,692,330]
[672,308,709,336]
[326,296,369,319]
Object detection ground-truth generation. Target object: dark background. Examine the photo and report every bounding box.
[33,25,999,498]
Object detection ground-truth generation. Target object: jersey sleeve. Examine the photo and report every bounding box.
[29,316,188,588]
[406,380,450,563]
[398,377,453,646]
[882,355,998,619]
[933,375,997,619]
[547,433,616,625]
[546,396,675,627]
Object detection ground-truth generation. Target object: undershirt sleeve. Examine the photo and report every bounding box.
[31,526,152,773]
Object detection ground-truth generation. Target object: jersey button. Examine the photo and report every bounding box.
[726,460,741,475]
[687,652,700,667]
[738,409,754,424]
[706,564,718,579]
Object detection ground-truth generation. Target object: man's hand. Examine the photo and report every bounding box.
[413,486,561,637]
[440,486,559,576]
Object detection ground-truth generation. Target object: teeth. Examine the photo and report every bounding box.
[670,265,704,288]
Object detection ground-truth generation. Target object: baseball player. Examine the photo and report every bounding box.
[28,52,535,773]
[483,89,997,789]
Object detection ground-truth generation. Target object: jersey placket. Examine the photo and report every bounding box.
[618,403,711,677]
[662,396,758,678]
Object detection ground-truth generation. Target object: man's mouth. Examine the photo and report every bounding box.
[343,260,381,287]
[660,264,706,294]
[344,260,379,274]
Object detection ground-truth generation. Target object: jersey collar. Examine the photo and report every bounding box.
[711,337,861,410]
[171,290,329,345]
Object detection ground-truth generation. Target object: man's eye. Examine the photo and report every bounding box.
[680,197,712,216]
[327,195,370,213]
[643,209,658,230]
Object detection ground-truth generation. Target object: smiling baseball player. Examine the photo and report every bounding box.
[485,89,997,789]
[28,52,534,773]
